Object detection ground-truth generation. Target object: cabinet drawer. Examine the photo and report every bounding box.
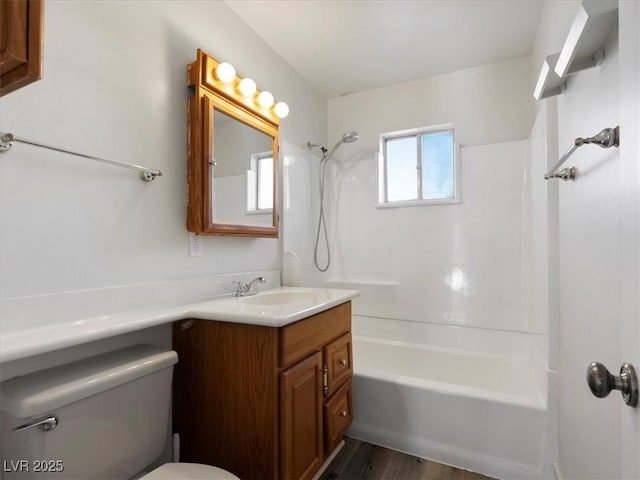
[280,302,351,368]
[323,380,353,454]
[324,332,353,397]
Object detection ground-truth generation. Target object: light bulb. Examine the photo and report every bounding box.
[238,78,257,97]
[274,102,289,118]
[215,62,236,83]
[257,91,274,109]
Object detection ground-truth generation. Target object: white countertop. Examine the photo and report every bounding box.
[0,287,359,364]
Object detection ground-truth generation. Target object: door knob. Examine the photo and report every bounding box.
[586,362,638,407]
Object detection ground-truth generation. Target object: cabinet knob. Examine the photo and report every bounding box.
[339,358,348,366]
[340,410,348,418]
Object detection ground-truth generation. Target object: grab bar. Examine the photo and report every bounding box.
[545,126,619,181]
[0,132,163,182]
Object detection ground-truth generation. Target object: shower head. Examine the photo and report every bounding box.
[325,131,359,160]
[306,131,359,161]
[342,131,359,143]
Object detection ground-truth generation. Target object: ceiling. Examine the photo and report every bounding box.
[225,0,544,98]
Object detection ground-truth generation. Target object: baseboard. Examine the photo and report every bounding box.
[312,440,345,480]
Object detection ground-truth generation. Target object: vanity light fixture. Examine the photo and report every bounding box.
[274,102,289,119]
[215,62,236,83]
[238,78,257,97]
[257,91,275,109]
[201,51,290,124]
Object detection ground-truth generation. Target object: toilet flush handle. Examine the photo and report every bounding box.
[587,362,638,407]
[13,415,58,433]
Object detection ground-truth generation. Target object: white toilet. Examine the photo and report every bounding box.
[0,345,239,479]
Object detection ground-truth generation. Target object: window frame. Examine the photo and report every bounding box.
[246,151,273,215]
[377,124,460,208]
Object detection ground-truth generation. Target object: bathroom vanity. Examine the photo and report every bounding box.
[172,301,353,480]
[1,284,357,480]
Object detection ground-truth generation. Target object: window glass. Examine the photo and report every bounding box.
[421,131,454,199]
[386,136,417,202]
[257,156,273,210]
[381,126,456,206]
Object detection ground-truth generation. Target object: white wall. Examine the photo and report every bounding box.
[531,1,640,478]
[0,4,324,468]
[328,56,534,149]
[0,0,326,300]
[555,31,623,480]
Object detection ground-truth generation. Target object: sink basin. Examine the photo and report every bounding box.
[187,287,360,327]
[242,291,319,306]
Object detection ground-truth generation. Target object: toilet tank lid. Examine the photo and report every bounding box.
[1,345,178,419]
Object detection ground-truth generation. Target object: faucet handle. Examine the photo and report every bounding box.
[233,280,246,296]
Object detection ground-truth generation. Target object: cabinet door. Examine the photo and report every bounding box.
[0,0,43,96]
[280,352,324,480]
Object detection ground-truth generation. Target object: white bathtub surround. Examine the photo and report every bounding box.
[526,98,559,372]
[353,315,544,361]
[278,50,559,479]
[281,141,324,284]
[349,316,550,480]
[315,140,529,333]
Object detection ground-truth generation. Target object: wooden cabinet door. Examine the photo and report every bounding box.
[280,352,324,480]
[0,0,43,96]
[324,332,353,397]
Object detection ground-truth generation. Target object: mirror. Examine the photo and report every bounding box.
[212,110,273,226]
[187,49,279,237]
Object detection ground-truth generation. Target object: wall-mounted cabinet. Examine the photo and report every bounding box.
[187,50,279,238]
[0,0,44,97]
[172,302,353,480]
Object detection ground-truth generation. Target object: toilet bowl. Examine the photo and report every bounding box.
[1,345,239,480]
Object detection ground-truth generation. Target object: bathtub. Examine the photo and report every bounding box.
[348,316,549,480]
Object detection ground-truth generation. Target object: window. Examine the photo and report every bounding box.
[378,125,458,206]
[247,152,273,213]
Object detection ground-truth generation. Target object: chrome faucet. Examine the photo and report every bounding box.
[234,277,267,297]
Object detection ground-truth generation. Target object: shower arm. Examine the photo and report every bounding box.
[544,126,619,181]
[306,142,328,155]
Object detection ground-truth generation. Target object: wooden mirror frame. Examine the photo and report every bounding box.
[187,49,279,238]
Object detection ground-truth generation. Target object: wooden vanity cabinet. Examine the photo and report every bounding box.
[172,301,353,480]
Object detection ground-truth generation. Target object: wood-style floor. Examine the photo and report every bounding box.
[320,438,496,480]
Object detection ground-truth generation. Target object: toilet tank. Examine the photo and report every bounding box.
[1,345,178,479]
